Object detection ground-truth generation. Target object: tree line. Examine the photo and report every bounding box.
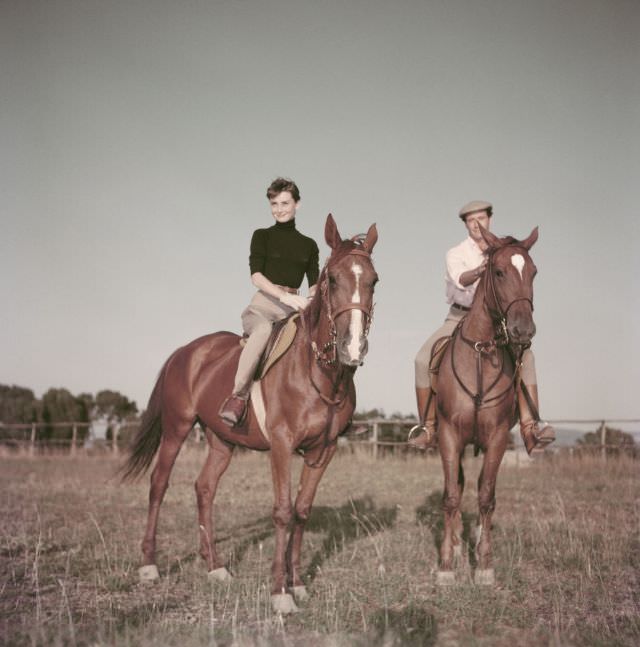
[0,384,138,441]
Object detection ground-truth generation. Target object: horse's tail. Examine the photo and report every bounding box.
[119,361,168,482]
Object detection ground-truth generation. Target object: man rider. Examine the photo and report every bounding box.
[410,200,555,453]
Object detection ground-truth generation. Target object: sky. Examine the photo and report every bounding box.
[2,0,639,422]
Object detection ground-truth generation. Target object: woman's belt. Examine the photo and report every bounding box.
[275,284,300,295]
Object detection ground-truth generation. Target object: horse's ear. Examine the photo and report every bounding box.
[520,226,539,251]
[325,213,342,250]
[479,225,502,250]
[362,223,378,253]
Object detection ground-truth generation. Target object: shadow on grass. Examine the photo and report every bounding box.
[366,605,438,646]
[415,490,477,565]
[186,496,397,580]
[302,496,398,582]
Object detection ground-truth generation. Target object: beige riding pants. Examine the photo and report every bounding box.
[233,290,295,396]
[415,305,537,389]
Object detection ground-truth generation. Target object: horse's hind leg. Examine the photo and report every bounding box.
[474,431,508,585]
[140,419,191,580]
[195,430,234,579]
[286,442,338,602]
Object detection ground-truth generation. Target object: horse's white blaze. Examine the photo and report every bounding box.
[347,263,364,360]
[511,253,525,279]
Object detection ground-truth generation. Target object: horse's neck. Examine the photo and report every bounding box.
[462,281,495,342]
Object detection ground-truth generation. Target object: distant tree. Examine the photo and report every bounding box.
[41,388,90,441]
[0,384,39,424]
[77,392,95,416]
[577,426,636,455]
[94,390,138,423]
[390,411,417,420]
[353,408,386,420]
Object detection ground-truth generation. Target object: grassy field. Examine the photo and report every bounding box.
[1,447,638,646]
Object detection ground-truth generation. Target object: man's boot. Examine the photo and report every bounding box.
[219,393,249,430]
[519,384,555,455]
[408,387,437,450]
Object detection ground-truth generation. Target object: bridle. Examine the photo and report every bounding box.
[484,245,534,348]
[310,245,375,368]
[297,244,376,468]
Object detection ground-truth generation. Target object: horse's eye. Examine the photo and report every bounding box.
[328,275,337,286]
[495,269,504,278]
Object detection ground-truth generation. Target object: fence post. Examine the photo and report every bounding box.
[71,424,77,457]
[371,422,379,459]
[30,423,37,457]
[599,420,606,461]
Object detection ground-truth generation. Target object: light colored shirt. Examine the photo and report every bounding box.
[445,236,486,308]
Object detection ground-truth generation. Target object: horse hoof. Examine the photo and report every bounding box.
[474,568,495,586]
[436,570,455,586]
[271,593,299,614]
[139,564,159,582]
[208,567,232,582]
[291,585,309,602]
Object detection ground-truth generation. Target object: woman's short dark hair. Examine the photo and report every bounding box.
[266,177,300,202]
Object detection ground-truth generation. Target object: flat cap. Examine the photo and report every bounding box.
[459,200,493,220]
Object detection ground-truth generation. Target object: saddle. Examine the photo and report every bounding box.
[240,313,300,381]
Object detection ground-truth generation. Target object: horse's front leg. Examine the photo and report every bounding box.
[474,427,508,585]
[286,442,338,602]
[437,420,463,584]
[269,433,297,613]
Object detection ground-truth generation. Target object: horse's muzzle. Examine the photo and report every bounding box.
[508,320,536,344]
[338,336,368,366]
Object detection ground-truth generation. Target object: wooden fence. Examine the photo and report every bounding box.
[0,418,638,458]
[351,418,640,459]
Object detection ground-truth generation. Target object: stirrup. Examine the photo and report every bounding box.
[523,421,555,455]
[407,424,426,441]
[532,421,555,449]
[407,424,437,450]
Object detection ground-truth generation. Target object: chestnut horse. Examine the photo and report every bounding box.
[434,225,539,586]
[121,214,378,613]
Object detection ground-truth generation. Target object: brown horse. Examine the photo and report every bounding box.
[121,214,378,613]
[434,225,539,586]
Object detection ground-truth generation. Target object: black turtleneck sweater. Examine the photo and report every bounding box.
[249,219,320,289]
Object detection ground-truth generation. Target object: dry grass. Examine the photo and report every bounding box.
[0,447,638,646]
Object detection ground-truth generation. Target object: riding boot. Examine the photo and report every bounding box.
[518,384,555,455]
[219,393,249,430]
[408,387,438,450]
